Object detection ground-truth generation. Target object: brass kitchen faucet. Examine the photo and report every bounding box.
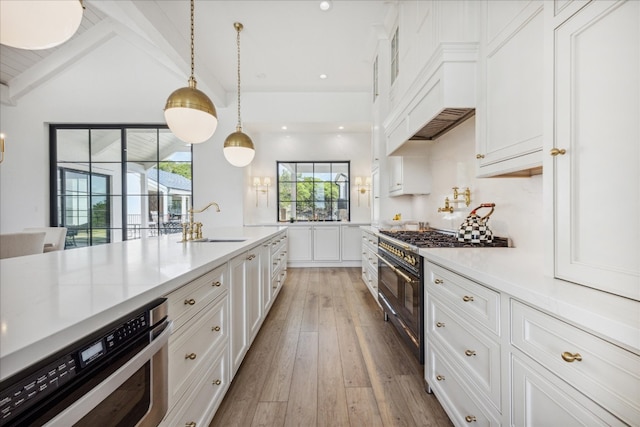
[181,202,220,241]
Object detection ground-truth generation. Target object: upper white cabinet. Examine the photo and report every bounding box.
[548,0,639,301]
[475,0,544,177]
[388,156,431,196]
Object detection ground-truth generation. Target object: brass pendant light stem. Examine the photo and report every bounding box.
[234,22,243,130]
[190,0,196,81]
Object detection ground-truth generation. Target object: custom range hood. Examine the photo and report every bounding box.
[385,43,478,155]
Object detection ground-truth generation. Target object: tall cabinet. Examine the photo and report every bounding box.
[546,0,639,301]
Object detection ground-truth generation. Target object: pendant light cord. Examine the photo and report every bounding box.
[190,0,195,82]
[236,23,242,130]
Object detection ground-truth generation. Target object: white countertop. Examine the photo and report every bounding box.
[0,226,286,381]
[362,226,640,354]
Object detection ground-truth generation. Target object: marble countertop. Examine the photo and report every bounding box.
[361,226,639,354]
[0,226,286,381]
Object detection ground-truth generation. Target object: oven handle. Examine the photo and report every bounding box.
[375,253,413,283]
[45,320,173,427]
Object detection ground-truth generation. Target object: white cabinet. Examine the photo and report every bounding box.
[246,248,262,345]
[313,225,340,261]
[388,156,431,196]
[270,231,288,299]
[549,0,640,301]
[360,228,379,302]
[340,224,362,261]
[476,0,544,177]
[371,168,380,226]
[229,252,248,376]
[287,226,312,262]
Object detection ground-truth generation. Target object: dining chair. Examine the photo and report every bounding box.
[23,227,68,252]
[0,232,46,259]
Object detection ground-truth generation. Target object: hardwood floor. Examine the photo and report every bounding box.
[210,267,453,427]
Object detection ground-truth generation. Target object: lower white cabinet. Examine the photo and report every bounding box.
[360,228,378,301]
[340,224,363,261]
[313,225,340,261]
[287,226,312,262]
[288,224,366,266]
[425,261,640,427]
[229,252,249,376]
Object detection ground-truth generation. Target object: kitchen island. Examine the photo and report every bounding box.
[0,226,286,381]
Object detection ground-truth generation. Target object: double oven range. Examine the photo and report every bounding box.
[376,230,509,364]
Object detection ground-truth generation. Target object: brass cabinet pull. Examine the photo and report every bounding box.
[212,281,221,287]
[186,422,196,427]
[247,254,256,260]
[436,322,445,328]
[561,351,583,363]
[550,148,567,156]
[465,350,476,357]
[462,295,474,302]
[465,415,477,423]
[436,375,445,381]
[212,326,221,332]
[476,154,485,159]
[184,298,196,305]
[434,278,444,284]
[185,353,197,360]
[213,379,222,386]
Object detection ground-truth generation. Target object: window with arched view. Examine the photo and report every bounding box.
[50,125,193,248]
[277,161,350,222]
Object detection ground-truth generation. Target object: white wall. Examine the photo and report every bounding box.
[404,117,543,254]
[243,131,372,225]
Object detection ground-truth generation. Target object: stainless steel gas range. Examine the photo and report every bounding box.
[376,230,509,364]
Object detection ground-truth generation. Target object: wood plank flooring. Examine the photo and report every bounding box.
[210,267,453,427]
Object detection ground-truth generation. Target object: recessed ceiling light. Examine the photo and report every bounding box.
[319,74,328,79]
[281,125,287,130]
[319,1,332,11]
[338,126,344,130]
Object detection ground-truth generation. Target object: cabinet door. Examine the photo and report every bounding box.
[313,226,341,261]
[511,354,625,426]
[340,225,362,261]
[388,156,403,194]
[287,226,312,261]
[476,0,544,177]
[260,241,273,313]
[553,0,640,300]
[246,249,262,345]
[371,168,380,225]
[229,253,247,376]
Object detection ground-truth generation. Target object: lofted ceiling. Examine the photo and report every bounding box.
[1,0,391,126]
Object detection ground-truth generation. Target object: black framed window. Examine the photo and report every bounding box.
[50,125,193,248]
[277,161,350,222]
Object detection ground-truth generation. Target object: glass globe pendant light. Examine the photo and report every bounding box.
[164,0,218,144]
[223,22,255,167]
[0,0,84,50]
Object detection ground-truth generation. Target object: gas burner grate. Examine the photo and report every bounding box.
[379,230,509,248]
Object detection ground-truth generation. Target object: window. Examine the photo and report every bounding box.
[50,125,192,247]
[391,27,399,85]
[277,162,350,222]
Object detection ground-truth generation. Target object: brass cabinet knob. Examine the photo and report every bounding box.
[212,326,221,332]
[184,298,196,305]
[465,415,477,423]
[213,379,222,386]
[185,353,197,360]
[561,351,583,362]
[212,281,221,287]
[436,322,445,328]
[465,350,477,357]
[462,295,474,302]
[434,278,444,284]
[476,154,485,159]
[186,422,196,427]
[550,148,567,156]
[436,375,445,381]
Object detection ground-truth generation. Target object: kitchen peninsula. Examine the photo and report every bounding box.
[0,226,286,382]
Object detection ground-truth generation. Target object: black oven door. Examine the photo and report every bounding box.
[377,252,423,362]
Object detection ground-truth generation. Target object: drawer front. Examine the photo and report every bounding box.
[163,346,229,427]
[427,342,501,427]
[428,296,501,409]
[270,232,286,255]
[511,300,640,425]
[426,262,500,335]
[167,264,227,332]
[511,353,626,426]
[169,294,228,406]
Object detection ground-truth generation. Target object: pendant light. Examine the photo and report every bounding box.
[164,0,217,144]
[223,22,255,167]
[0,0,84,50]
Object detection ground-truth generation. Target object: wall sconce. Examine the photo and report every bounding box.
[355,176,371,207]
[253,177,271,206]
[0,133,5,164]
